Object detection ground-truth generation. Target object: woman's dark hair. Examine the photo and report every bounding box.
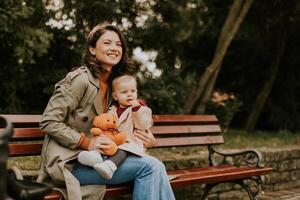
[83,23,136,79]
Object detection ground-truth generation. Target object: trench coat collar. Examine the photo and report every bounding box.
[93,87,113,115]
[86,66,99,88]
[105,87,113,112]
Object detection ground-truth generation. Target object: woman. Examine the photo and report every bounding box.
[37,23,175,200]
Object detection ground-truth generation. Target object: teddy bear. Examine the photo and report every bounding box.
[91,113,127,156]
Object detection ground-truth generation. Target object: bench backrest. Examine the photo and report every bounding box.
[1,114,223,157]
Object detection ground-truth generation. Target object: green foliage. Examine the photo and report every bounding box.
[0,0,300,132]
[139,70,196,114]
[217,0,300,131]
[206,93,243,131]
[0,0,52,113]
[0,1,52,64]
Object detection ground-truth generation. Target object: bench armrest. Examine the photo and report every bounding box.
[8,166,24,180]
[208,145,264,168]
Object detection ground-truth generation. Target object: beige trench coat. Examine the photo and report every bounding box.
[108,105,153,157]
[37,66,112,200]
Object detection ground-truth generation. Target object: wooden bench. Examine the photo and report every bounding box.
[2,114,272,200]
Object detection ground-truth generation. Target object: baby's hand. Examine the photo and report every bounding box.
[129,99,140,107]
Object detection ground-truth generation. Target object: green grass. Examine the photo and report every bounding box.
[8,156,40,171]
[222,129,300,148]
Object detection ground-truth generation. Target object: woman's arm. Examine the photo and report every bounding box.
[40,72,88,149]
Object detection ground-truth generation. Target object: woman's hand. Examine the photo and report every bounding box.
[88,135,114,154]
[134,129,156,148]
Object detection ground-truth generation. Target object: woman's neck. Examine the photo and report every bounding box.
[101,64,113,72]
[100,70,111,83]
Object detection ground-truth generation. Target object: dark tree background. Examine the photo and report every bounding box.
[0,0,299,132]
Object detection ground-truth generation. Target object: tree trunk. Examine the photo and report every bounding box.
[245,28,287,132]
[197,67,220,113]
[183,0,253,113]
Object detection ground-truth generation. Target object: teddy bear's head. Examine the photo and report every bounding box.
[93,113,117,130]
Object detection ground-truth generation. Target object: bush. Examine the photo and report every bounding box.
[206,91,243,132]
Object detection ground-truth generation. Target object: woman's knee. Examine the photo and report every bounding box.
[141,156,166,173]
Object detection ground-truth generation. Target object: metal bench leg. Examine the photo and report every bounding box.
[237,176,263,200]
[200,183,217,200]
[235,177,262,200]
[201,177,262,200]
[235,180,256,200]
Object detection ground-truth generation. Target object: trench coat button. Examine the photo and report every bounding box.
[82,116,88,122]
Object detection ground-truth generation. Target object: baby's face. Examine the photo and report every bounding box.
[112,80,138,108]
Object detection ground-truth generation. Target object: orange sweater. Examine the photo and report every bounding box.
[77,71,111,150]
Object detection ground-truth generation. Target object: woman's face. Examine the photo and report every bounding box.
[89,30,123,71]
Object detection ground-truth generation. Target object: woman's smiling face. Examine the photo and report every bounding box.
[89,30,123,71]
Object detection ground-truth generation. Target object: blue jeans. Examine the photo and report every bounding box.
[72,155,175,200]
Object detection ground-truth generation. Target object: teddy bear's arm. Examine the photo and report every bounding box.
[114,131,127,145]
[90,127,105,136]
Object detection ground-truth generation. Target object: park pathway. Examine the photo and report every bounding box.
[257,187,300,200]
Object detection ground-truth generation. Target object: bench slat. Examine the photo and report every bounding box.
[105,184,134,198]
[9,125,222,140]
[155,136,224,147]
[151,125,221,135]
[170,166,273,189]
[44,190,64,200]
[1,114,41,123]
[2,114,219,126]
[153,115,219,125]
[11,128,45,139]
[9,143,43,156]
[1,114,41,127]
[9,135,224,156]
